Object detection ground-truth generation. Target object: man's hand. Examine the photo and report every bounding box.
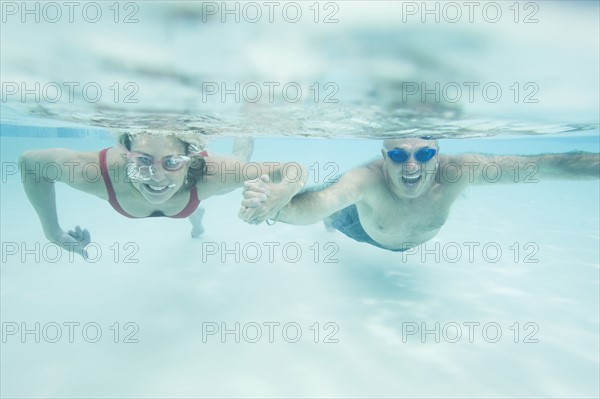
[238,175,292,225]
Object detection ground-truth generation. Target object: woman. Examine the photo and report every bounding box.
[19,131,306,259]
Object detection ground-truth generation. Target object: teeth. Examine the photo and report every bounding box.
[403,175,421,183]
[149,185,167,191]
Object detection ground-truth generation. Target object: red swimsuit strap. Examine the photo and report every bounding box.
[99,148,137,218]
[99,147,202,219]
[170,150,208,218]
[171,185,200,218]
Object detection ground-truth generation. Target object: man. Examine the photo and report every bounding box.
[239,137,599,252]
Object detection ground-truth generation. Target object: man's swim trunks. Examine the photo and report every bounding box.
[328,204,406,252]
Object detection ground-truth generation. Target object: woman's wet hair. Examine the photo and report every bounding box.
[117,132,207,190]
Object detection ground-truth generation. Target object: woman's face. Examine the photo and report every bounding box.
[125,135,189,204]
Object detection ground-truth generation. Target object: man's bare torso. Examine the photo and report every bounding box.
[354,158,466,250]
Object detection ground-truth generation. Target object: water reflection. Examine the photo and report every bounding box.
[1,1,598,137]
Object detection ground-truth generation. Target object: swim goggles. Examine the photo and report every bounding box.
[124,151,190,181]
[386,148,437,163]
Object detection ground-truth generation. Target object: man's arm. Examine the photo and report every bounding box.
[244,166,372,225]
[446,152,600,185]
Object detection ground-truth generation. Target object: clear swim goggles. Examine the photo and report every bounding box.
[386,147,437,164]
[123,150,191,181]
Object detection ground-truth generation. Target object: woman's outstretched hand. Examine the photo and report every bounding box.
[47,225,91,259]
[239,175,290,225]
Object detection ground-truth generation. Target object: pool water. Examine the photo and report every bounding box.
[1,132,598,398]
[1,0,599,397]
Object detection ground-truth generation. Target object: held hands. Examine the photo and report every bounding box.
[47,226,91,259]
[238,175,291,225]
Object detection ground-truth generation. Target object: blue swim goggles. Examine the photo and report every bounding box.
[386,147,437,163]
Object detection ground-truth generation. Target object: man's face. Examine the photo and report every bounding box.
[381,138,439,198]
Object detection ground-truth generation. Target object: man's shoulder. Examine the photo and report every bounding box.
[344,160,383,180]
[333,160,385,196]
[356,158,384,175]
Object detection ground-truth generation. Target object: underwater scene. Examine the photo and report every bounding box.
[1,1,599,398]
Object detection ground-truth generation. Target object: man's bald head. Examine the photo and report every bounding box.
[383,136,439,151]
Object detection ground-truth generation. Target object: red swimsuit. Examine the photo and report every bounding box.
[99,148,204,218]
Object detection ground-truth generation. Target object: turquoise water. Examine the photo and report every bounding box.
[1,132,599,397]
[1,1,599,398]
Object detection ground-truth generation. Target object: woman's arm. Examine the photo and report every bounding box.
[231,137,254,162]
[201,156,307,195]
[19,148,105,258]
[198,155,307,222]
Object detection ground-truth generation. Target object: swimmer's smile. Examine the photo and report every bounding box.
[143,183,175,195]
[402,173,422,185]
